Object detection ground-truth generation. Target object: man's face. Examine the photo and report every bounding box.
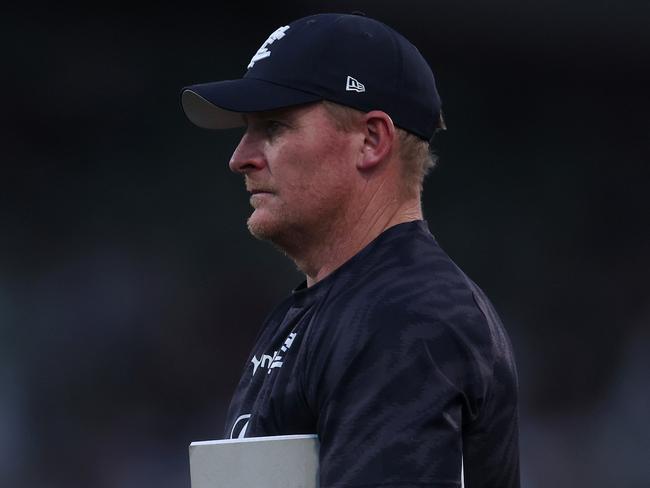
[229,102,360,250]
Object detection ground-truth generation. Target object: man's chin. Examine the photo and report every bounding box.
[247,212,280,242]
[246,212,302,253]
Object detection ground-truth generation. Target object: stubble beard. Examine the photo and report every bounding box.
[246,201,342,267]
[246,207,305,255]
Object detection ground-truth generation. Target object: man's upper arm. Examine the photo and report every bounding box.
[307,305,476,488]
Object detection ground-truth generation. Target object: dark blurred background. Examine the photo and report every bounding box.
[2,1,649,487]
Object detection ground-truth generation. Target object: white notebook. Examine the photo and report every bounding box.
[189,434,320,488]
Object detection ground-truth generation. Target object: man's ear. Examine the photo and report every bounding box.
[357,111,396,170]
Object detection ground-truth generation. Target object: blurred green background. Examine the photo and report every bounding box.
[2,1,649,487]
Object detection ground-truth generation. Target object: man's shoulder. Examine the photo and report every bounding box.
[309,228,513,371]
[324,229,479,324]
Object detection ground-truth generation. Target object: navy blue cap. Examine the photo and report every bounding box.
[181,13,444,140]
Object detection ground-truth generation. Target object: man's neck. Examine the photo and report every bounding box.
[294,199,423,287]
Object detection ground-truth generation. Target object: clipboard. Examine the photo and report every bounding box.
[189,434,319,488]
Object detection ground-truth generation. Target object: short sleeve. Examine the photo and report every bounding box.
[307,304,480,488]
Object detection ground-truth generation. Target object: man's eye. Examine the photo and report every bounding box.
[265,120,284,136]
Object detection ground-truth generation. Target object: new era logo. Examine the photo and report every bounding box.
[346,76,365,92]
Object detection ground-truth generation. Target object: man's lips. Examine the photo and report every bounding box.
[245,178,274,196]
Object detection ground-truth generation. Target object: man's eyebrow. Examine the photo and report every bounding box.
[245,110,283,122]
[260,108,293,119]
[247,110,299,129]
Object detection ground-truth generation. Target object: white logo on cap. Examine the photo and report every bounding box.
[248,25,290,69]
[346,76,365,92]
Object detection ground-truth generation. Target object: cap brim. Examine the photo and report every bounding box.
[181,78,322,129]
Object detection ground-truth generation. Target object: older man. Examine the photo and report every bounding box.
[181,12,519,488]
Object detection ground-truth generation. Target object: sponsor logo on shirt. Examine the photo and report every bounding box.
[250,332,297,376]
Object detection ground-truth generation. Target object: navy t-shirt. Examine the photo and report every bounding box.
[224,220,520,488]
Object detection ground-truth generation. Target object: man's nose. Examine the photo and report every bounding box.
[229,132,266,174]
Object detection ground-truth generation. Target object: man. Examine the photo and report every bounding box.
[181,12,519,488]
